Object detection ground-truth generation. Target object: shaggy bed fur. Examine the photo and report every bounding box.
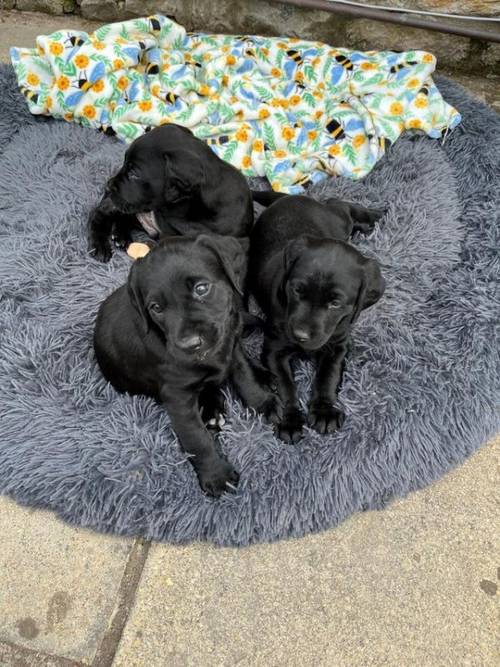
[0,65,498,545]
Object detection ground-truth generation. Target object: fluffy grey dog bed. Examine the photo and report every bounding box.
[0,65,498,545]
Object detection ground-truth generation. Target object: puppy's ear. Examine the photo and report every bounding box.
[127,259,150,333]
[196,234,247,296]
[351,256,385,324]
[283,238,307,276]
[163,149,204,202]
[278,238,308,303]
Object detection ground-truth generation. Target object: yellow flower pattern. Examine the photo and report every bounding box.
[328,144,341,156]
[408,119,422,129]
[49,42,63,56]
[117,76,129,90]
[138,100,152,112]
[235,127,248,142]
[390,102,403,116]
[352,134,365,149]
[27,72,39,86]
[56,75,70,91]
[83,105,96,119]
[74,54,89,69]
[10,14,461,192]
[92,79,105,93]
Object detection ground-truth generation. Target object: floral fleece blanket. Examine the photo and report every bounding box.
[11,14,461,193]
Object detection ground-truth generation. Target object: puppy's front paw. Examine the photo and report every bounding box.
[259,394,282,425]
[197,460,240,498]
[308,400,345,435]
[89,238,113,263]
[205,411,226,431]
[354,207,386,235]
[200,392,226,431]
[368,207,386,224]
[276,408,305,444]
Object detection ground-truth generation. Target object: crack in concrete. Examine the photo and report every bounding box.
[0,639,85,666]
[90,538,151,667]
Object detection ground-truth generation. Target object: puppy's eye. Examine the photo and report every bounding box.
[194,282,211,297]
[327,301,341,310]
[128,166,140,180]
[150,302,162,313]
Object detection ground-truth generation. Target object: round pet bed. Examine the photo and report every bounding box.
[0,66,498,545]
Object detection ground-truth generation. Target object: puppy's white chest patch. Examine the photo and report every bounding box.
[136,211,160,238]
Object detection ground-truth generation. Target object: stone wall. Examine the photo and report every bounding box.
[2,0,500,73]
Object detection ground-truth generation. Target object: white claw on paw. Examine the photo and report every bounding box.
[207,415,225,428]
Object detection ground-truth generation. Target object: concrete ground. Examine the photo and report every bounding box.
[0,9,499,667]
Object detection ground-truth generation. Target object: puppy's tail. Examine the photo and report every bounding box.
[251,190,288,207]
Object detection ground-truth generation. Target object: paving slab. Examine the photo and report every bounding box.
[0,640,81,667]
[0,497,134,665]
[113,435,500,667]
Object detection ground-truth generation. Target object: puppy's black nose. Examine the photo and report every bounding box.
[177,335,203,352]
[292,328,310,343]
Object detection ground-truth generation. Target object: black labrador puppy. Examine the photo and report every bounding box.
[248,192,385,443]
[88,124,253,262]
[94,234,280,496]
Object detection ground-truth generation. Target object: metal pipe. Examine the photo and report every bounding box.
[278,0,500,43]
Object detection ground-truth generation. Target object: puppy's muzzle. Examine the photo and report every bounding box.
[291,327,311,344]
[176,334,204,353]
[290,325,326,351]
